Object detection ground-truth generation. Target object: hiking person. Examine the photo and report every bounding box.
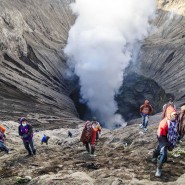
[152,112,178,177]
[177,105,185,142]
[68,131,72,138]
[91,117,101,141]
[41,134,50,145]
[140,100,153,131]
[80,120,98,157]
[18,117,36,156]
[0,125,9,154]
[162,98,176,119]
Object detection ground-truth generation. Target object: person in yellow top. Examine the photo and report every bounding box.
[91,117,101,141]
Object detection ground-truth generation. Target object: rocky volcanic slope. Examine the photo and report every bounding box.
[0,0,185,127]
[138,0,185,107]
[0,116,185,185]
[0,0,80,128]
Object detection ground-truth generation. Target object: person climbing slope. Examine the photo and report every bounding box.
[152,112,178,177]
[140,100,153,131]
[18,117,36,156]
[0,124,9,154]
[80,119,98,157]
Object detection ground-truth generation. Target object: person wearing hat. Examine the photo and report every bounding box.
[0,125,9,154]
[139,100,154,131]
[152,111,178,177]
[177,105,185,141]
[18,117,36,156]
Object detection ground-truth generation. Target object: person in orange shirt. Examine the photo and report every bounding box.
[152,112,178,177]
[91,117,101,141]
[140,100,153,131]
[0,124,9,154]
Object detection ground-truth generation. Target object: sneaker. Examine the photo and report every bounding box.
[151,158,157,164]
[155,168,161,177]
[139,124,143,129]
[90,154,96,157]
[144,128,148,132]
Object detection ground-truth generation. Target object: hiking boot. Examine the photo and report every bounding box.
[90,154,96,157]
[155,168,161,177]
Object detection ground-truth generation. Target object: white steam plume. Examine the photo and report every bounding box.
[64,0,156,128]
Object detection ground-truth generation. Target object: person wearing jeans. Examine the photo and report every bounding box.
[152,112,178,177]
[140,100,153,131]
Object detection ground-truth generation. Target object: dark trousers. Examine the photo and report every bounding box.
[0,141,9,153]
[23,139,36,155]
[85,142,95,154]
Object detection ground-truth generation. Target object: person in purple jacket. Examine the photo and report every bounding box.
[18,117,36,156]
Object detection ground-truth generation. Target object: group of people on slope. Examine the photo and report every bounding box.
[140,98,185,177]
[0,117,52,156]
[80,117,101,157]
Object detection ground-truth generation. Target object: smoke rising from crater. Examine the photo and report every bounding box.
[64,0,156,128]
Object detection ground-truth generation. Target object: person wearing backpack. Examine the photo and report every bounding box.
[18,117,36,156]
[0,126,9,154]
[139,100,153,131]
[152,112,178,177]
[80,120,97,157]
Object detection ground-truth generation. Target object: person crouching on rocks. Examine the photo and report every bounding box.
[152,112,178,177]
[0,125,9,154]
[41,134,50,145]
[18,117,36,156]
[80,120,98,157]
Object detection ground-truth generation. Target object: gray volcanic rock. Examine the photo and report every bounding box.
[137,0,185,107]
[0,0,80,128]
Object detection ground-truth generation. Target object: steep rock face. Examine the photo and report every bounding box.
[0,0,80,128]
[138,0,185,107]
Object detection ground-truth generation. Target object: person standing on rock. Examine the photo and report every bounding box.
[139,100,153,131]
[152,112,178,177]
[80,119,98,157]
[0,125,9,154]
[177,105,185,142]
[18,117,36,156]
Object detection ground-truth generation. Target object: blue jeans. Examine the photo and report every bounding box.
[141,114,149,128]
[153,136,172,166]
[0,141,9,153]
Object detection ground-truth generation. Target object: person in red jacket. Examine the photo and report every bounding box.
[152,112,178,177]
[80,119,99,157]
[140,100,153,131]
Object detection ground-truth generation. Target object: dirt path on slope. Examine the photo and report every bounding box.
[1,133,185,185]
